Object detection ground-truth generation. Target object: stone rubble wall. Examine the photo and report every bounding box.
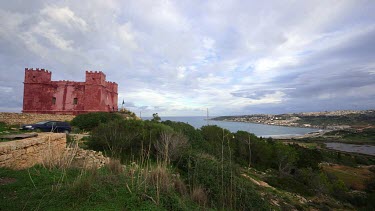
[67,146,109,169]
[0,112,75,126]
[0,133,66,169]
[0,132,110,170]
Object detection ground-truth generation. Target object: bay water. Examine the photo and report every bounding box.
[142,116,317,137]
[325,143,375,156]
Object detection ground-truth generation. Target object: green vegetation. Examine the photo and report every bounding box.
[0,164,200,210]
[296,112,375,127]
[0,121,7,132]
[119,108,138,119]
[2,113,375,210]
[0,121,28,142]
[297,127,375,145]
[88,119,173,161]
[152,113,161,122]
[70,112,123,131]
[324,128,375,143]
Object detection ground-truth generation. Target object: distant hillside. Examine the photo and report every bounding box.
[211,110,375,129]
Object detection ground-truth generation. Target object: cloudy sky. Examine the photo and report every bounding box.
[1,0,374,117]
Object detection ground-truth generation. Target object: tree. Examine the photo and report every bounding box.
[233,131,255,167]
[152,113,161,122]
[154,131,189,164]
[274,142,298,176]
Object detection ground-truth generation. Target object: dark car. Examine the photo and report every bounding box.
[20,121,71,133]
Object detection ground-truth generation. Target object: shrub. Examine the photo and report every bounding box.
[162,120,204,144]
[70,112,123,131]
[148,166,171,193]
[369,166,375,173]
[88,119,145,157]
[154,131,189,164]
[105,159,123,175]
[179,151,269,210]
[88,119,173,160]
[266,176,315,196]
[191,186,207,206]
[0,122,7,132]
[173,178,187,196]
[200,125,234,159]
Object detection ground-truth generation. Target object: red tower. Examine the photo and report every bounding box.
[22,68,118,115]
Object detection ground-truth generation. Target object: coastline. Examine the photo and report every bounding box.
[211,119,322,129]
[208,119,322,138]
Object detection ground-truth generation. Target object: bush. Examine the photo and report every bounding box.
[88,119,144,157]
[178,152,269,210]
[265,176,315,196]
[191,186,207,206]
[71,112,123,131]
[200,125,233,158]
[162,120,204,145]
[88,119,173,160]
[154,131,189,164]
[148,166,171,193]
[0,121,7,132]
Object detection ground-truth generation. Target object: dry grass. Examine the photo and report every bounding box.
[191,186,207,207]
[41,139,79,170]
[148,165,171,193]
[106,159,123,175]
[173,178,187,196]
[322,164,375,190]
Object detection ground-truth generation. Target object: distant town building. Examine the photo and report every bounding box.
[22,68,118,115]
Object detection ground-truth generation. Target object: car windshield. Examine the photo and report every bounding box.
[35,121,49,125]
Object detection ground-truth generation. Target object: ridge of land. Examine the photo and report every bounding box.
[212,109,375,130]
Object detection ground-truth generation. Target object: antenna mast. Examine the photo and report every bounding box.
[206,108,209,125]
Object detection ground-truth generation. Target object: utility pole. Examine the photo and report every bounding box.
[206,108,209,125]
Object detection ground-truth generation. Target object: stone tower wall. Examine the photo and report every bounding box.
[22,68,118,114]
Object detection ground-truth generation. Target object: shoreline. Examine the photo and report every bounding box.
[211,119,324,138]
[211,119,323,129]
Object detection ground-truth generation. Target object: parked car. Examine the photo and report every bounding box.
[20,121,71,133]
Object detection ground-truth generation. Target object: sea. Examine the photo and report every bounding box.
[142,116,317,137]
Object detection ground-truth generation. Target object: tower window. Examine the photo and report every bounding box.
[73,98,78,105]
[52,97,56,105]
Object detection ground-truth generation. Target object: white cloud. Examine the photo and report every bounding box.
[41,6,88,31]
[176,66,186,79]
[118,22,139,50]
[0,0,374,115]
[254,56,299,73]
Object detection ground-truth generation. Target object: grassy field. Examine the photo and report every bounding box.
[322,164,375,190]
[0,164,201,211]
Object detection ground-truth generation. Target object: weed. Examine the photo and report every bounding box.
[191,186,207,207]
[174,177,187,196]
[148,165,171,193]
[105,158,123,175]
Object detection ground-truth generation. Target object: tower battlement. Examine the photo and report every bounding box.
[85,70,108,85]
[24,68,52,83]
